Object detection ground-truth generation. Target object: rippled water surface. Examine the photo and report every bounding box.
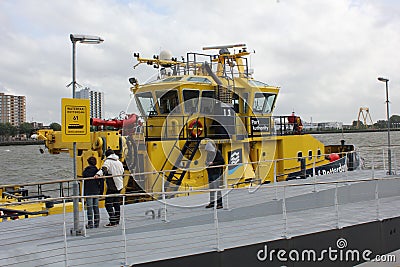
[0,145,72,185]
[313,131,400,170]
[1,131,399,185]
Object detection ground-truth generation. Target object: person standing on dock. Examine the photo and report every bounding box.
[95,149,124,227]
[205,141,225,209]
[82,156,103,229]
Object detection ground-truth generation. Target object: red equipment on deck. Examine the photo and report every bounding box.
[91,114,140,129]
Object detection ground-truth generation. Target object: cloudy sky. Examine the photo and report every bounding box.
[1,0,399,125]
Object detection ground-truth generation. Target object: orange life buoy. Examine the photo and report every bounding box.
[188,119,203,138]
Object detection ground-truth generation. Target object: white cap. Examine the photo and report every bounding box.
[205,142,215,152]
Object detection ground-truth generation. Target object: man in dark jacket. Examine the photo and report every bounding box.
[95,149,124,227]
[83,156,103,228]
[205,141,225,209]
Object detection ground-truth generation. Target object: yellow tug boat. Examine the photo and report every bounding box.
[1,43,359,220]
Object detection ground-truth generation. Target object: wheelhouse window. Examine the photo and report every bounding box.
[183,89,200,114]
[162,77,182,82]
[156,90,180,114]
[200,91,215,114]
[232,93,239,113]
[186,77,212,84]
[136,92,156,116]
[242,92,249,113]
[249,80,269,87]
[253,92,276,114]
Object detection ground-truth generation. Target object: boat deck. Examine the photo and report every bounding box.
[1,169,400,266]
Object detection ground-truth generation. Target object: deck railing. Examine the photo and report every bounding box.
[0,145,398,203]
[1,169,400,266]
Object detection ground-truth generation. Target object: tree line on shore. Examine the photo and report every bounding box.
[0,122,61,141]
[352,114,400,129]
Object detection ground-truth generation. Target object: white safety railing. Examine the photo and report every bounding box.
[1,147,400,266]
[1,172,400,266]
[0,145,398,202]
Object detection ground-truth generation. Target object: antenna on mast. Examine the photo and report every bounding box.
[202,44,246,51]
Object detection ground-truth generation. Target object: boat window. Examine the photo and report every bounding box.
[163,77,182,82]
[187,77,212,84]
[308,150,313,161]
[232,93,239,113]
[136,92,157,116]
[249,80,269,87]
[200,91,215,114]
[297,151,302,162]
[156,90,180,114]
[183,89,200,113]
[242,92,249,113]
[253,92,276,114]
[317,149,321,159]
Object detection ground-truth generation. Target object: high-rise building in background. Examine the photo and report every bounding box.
[76,87,104,119]
[0,92,26,126]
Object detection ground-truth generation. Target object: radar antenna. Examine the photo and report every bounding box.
[202,44,246,50]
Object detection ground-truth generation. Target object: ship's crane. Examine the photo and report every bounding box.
[357,107,373,128]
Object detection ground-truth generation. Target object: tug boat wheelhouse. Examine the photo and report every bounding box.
[125,43,359,194]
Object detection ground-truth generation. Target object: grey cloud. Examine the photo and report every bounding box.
[0,0,399,125]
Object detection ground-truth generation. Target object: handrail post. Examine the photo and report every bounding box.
[335,183,340,229]
[383,148,386,174]
[165,119,168,139]
[282,185,287,238]
[59,182,64,197]
[273,160,278,200]
[344,152,349,185]
[161,171,168,222]
[223,166,229,210]
[122,195,128,266]
[372,156,375,179]
[63,198,68,267]
[213,190,221,251]
[81,182,86,237]
[312,156,317,193]
[375,179,380,221]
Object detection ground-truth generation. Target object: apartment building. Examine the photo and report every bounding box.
[0,92,26,126]
[76,87,104,119]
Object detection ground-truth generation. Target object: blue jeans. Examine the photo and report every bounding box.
[86,197,100,227]
[208,172,222,206]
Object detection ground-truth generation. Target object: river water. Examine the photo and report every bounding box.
[0,131,399,185]
[0,145,72,185]
[315,131,400,170]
